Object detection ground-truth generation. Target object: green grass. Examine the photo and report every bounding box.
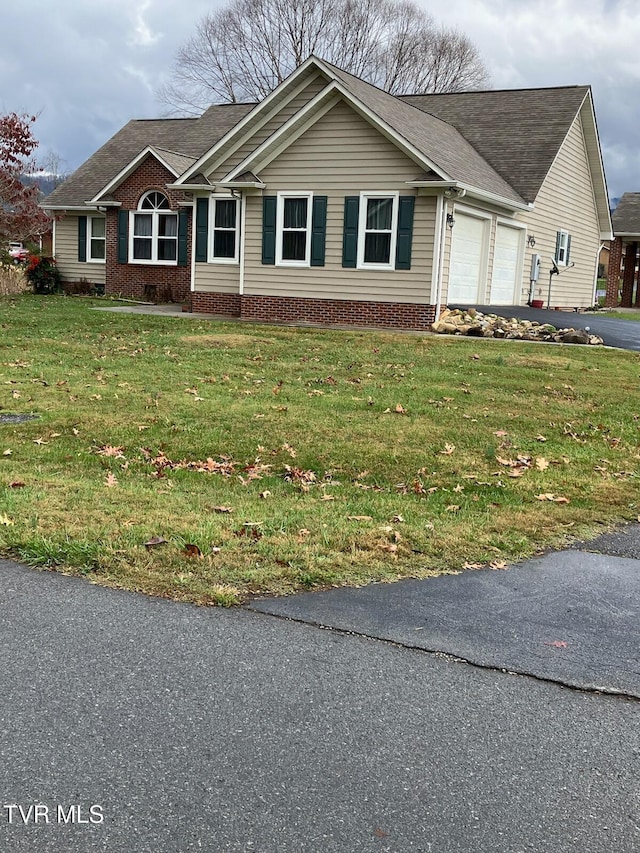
[1,294,639,605]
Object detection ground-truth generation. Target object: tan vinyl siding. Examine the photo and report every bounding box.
[207,74,328,183]
[54,214,106,284]
[518,115,600,307]
[194,263,240,293]
[243,99,436,303]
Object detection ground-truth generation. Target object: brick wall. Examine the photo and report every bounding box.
[191,291,436,330]
[105,155,192,303]
[192,292,241,316]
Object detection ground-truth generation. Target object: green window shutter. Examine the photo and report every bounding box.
[310,196,327,267]
[395,196,415,270]
[195,197,209,263]
[554,231,561,263]
[566,235,571,265]
[342,196,359,268]
[78,216,87,262]
[177,209,189,267]
[117,210,128,264]
[262,196,277,265]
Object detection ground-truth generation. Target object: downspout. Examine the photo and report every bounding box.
[592,242,604,306]
[239,192,246,297]
[433,194,447,322]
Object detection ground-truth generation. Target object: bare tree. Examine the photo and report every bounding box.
[158,0,489,114]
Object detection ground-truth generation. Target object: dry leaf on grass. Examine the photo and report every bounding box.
[445,505,460,512]
[535,457,550,471]
[0,514,15,526]
[183,543,203,558]
[213,506,233,514]
[144,536,167,549]
[9,481,25,488]
[2,449,11,456]
[104,472,118,488]
[441,443,456,455]
[348,515,373,521]
[535,493,570,504]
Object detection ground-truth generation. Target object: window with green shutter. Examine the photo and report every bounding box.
[262,196,277,265]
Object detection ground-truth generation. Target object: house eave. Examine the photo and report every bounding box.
[408,180,530,213]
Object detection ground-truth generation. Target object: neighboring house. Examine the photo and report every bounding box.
[605,193,640,307]
[43,56,612,329]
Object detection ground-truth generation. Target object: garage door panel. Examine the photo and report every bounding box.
[491,225,522,305]
[448,214,486,303]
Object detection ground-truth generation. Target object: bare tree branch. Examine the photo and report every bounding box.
[157,0,490,114]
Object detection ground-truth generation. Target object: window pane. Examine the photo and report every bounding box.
[364,233,391,264]
[366,198,392,230]
[159,214,177,237]
[90,239,105,260]
[133,238,152,260]
[283,198,307,229]
[141,191,169,210]
[215,200,236,229]
[213,230,236,258]
[158,238,177,261]
[282,231,306,261]
[91,218,105,238]
[133,214,153,236]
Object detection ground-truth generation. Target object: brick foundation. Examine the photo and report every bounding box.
[192,292,242,316]
[191,291,437,330]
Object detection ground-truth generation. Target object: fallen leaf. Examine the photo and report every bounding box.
[545,640,568,648]
[490,560,508,570]
[493,430,508,437]
[0,513,15,526]
[98,445,125,458]
[213,506,233,514]
[535,457,550,471]
[259,490,271,499]
[377,542,398,554]
[33,438,48,446]
[104,472,118,488]
[441,443,456,455]
[2,449,11,456]
[392,514,404,523]
[144,536,167,548]
[183,543,203,558]
[536,434,547,442]
[535,493,570,504]
[463,561,484,569]
[9,481,25,488]
[348,515,373,521]
[445,504,460,512]
[320,493,335,501]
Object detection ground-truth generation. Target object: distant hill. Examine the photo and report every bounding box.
[22,175,66,198]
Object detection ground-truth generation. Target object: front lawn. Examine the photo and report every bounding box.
[1,295,638,605]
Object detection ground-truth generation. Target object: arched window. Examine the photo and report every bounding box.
[130,191,178,263]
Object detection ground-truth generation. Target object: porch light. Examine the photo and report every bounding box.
[446,213,455,229]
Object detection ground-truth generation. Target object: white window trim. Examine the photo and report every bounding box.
[276,191,313,267]
[86,215,106,264]
[557,229,571,266]
[208,196,240,264]
[357,191,399,271]
[129,192,178,266]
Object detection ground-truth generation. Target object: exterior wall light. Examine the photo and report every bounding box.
[446,213,455,229]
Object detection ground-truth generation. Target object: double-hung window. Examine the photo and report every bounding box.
[555,230,571,266]
[87,216,105,262]
[130,191,178,264]
[210,197,239,262]
[276,193,312,266]
[357,193,399,269]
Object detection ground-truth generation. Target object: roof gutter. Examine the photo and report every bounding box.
[408,180,531,213]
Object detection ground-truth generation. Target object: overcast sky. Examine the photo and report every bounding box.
[2,0,637,200]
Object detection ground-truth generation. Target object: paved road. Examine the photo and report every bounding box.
[451,304,640,351]
[1,547,640,852]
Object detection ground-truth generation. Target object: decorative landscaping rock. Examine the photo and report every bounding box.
[432,308,604,345]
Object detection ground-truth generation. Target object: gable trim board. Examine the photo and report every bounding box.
[43,55,612,320]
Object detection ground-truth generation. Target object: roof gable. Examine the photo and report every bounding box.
[43,104,255,209]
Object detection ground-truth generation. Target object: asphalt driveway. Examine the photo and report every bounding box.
[451,304,640,351]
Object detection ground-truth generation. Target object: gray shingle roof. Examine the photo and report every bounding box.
[150,147,197,177]
[399,86,590,204]
[612,193,640,235]
[323,62,524,204]
[44,103,256,207]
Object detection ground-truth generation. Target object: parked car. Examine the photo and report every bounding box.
[8,242,29,262]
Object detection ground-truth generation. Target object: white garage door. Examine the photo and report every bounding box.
[448,213,486,303]
[491,224,522,305]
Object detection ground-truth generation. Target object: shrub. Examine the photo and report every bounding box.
[63,278,94,296]
[25,255,61,294]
